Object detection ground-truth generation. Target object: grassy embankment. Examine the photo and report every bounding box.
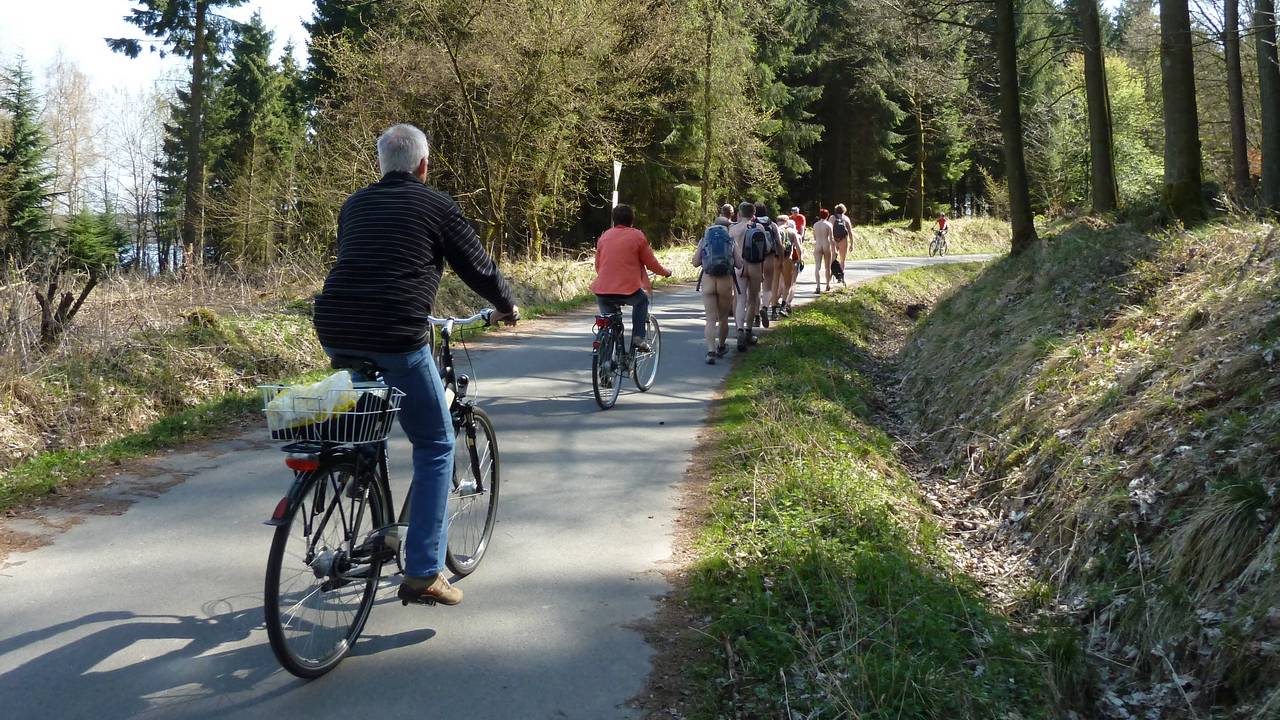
[897,218,1280,717]
[0,245,697,512]
[681,263,1062,719]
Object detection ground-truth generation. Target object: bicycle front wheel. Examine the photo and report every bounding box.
[446,407,500,576]
[592,328,621,410]
[264,460,387,678]
[633,315,661,391]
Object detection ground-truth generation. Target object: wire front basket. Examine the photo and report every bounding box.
[258,383,405,444]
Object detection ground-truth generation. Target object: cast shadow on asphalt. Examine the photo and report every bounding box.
[0,597,432,718]
[487,378,716,408]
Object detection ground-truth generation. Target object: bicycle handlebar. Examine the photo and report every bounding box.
[428,309,493,329]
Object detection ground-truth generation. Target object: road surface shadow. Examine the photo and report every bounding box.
[0,596,434,719]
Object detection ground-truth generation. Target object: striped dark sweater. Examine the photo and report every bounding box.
[313,171,515,353]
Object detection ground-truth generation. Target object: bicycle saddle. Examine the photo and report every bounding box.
[329,354,383,378]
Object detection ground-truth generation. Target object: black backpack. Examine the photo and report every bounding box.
[743,222,769,263]
[832,214,850,240]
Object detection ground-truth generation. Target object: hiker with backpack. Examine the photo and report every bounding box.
[730,201,768,352]
[771,215,801,319]
[811,208,834,294]
[753,202,783,331]
[830,203,853,284]
[693,212,743,364]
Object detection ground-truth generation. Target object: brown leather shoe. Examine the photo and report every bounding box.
[398,574,463,606]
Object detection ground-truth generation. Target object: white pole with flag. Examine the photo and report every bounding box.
[611,160,622,208]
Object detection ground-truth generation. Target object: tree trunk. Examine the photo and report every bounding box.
[908,94,924,231]
[700,0,714,221]
[1257,0,1280,213]
[1079,0,1119,213]
[33,270,98,351]
[995,0,1038,252]
[1160,0,1205,223]
[183,1,208,270]
[1224,0,1252,202]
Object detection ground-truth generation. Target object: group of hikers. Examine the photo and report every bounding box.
[688,201,853,363]
[590,200,957,366]
[590,200,862,364]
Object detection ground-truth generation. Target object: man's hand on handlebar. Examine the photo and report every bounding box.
[490,306,520,326]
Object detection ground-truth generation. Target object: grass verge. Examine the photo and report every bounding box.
[682,264,1059,719]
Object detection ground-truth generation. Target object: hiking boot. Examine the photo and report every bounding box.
[736,329,748,353]
[705,351,716,365]
[815,287,822,295]
[633,338,653,354]
[748,330,758,346]
[780,303,791,317]
[398,573,462,606]
[716,343,728,357]
[770,305,779,321]
[759,308,770,328]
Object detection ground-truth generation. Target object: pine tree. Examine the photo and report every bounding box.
[1257,0,1280,213]
[1159,0,1205,223]
[304,0,382,103]
[153,88,193,273]
[107,0,246,268]
[206,12,294,263]
[0,57,56,269]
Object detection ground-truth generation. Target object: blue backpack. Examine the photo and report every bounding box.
[702,224,734,276]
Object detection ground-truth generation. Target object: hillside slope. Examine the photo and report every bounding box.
[898,219,1280,717]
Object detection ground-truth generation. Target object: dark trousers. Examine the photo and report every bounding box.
[596,290,650,341]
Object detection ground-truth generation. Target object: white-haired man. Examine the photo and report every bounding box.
[314,123,518,607]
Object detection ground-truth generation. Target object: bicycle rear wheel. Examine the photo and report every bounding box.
[592,328,621,409]
[445,407,500,576]
[264,460,387,678]
[633,315,661,391]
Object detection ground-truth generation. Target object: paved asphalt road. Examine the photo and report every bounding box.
[0,254,991,720]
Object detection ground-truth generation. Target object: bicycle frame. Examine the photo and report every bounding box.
[264,313,487,540]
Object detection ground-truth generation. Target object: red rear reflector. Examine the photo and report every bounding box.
[594,317,610,328]
[285,456,320,472]
[271,497,289,521]
[592,341,600,350]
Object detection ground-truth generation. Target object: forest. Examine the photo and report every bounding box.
[3,2,1280,717]
[1,0,1277,357]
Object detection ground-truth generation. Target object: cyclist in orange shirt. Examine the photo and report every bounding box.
[591,204,672,352]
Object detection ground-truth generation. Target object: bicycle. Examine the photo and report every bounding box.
[591,303,661,410]
[260,309,501,678]
[929,229,949,257]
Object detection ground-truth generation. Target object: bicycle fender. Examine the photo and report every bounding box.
[265,471,316,526]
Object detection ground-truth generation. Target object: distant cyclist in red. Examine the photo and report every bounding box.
[936,212,949,234]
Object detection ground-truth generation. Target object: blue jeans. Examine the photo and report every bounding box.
[596,290,649,342]
[323,344,452,578]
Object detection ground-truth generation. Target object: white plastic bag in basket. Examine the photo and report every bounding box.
[265,370,360,431]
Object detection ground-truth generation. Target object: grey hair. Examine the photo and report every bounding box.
[376,123,430,175]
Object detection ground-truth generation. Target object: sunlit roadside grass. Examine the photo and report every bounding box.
[683,265,1063,719]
